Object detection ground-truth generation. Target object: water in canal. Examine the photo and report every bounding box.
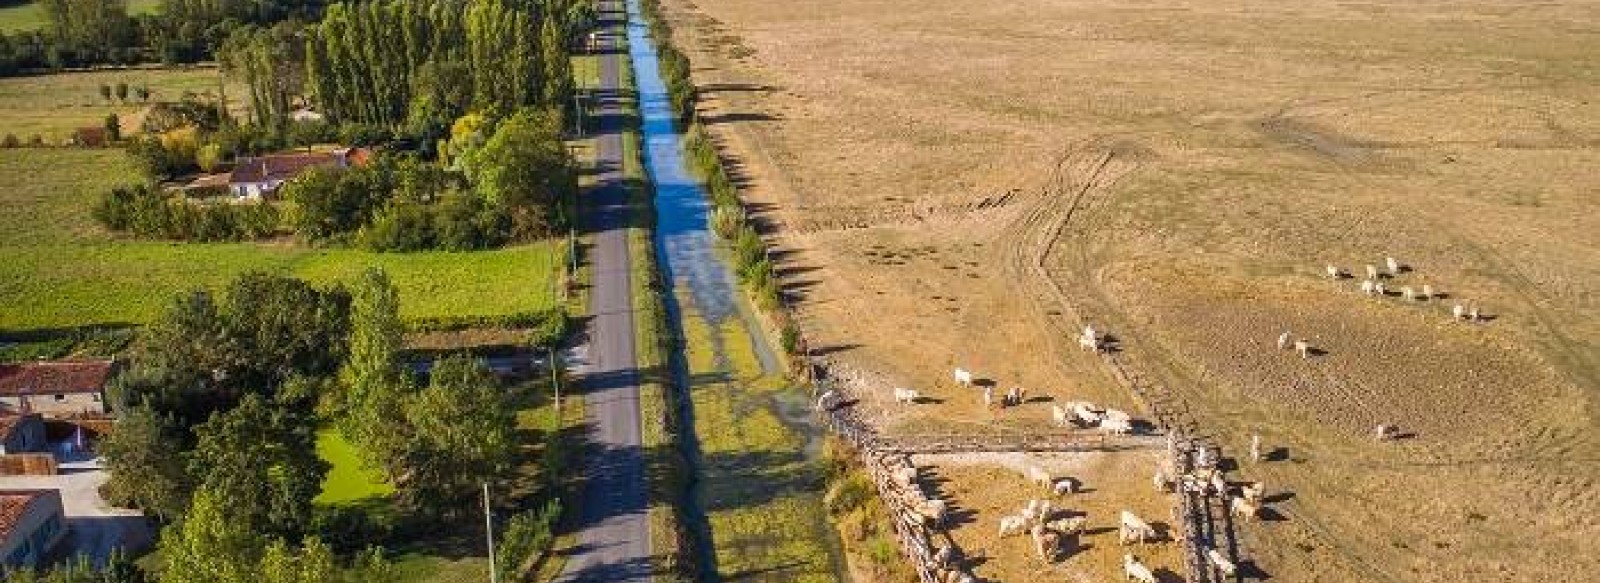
[625,0,849,580]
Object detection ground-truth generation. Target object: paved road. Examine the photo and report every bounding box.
[557,1,652,582]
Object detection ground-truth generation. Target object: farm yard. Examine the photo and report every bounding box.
[655,0,1600,580]
[0,148,565,332]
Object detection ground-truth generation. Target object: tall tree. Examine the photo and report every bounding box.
[98,405,190,520]
[396,355,516,513]
[187,394,328,538]
[159,488,264,583]
[469,107,575,238]
[338,268,411,476]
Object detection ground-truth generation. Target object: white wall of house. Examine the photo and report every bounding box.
[0,393,106,417]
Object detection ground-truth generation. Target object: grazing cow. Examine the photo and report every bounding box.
[1102,417,1133,435]
[1361,279,1376,295]
[1375,424,1399,440]
[1079,332,1101,352]
[998,515,1027,537]
[982,386,994,408]
[1250,434,1262,463]
[1453,304,1468,320]
[1072,402,1102,425]
[1032,524,1062,561]
[1277,331,1291,350]
[1386,256,1401,274]
[1402,286,1416,300]
[1469,305,1481,321]
[953,368,974,387]
[1053,478,1079,496]
[1026,465,1055,490]
[1231,496,1259,521]
[893,387,920,404]
[1049,516,1087,536]
[1004,386,1025,407]
[1052,405,1071,427]
[1325,264,1341,279]
[1242,481,1266,503]
[1375,282,1387,296]
[1120,510,1155,545]
[1294,340,1312,359]
[1104,408,1132,423]
[1422,284,1434,299]
[1208,547,1238,576]
[1366,264,1379,280]
[1153,469,1173,493]
[1124,554,1157,583]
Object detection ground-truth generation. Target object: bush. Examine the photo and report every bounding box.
[1,134,17,148]
[708,205,743,239]
[494,498,562,581]
[94,184,278,242]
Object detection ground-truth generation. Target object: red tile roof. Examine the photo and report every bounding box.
[229,152,342,185]
[0,490,53,540]
[0,360,114,397]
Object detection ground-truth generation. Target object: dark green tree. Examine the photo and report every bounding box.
[396,355,515,513]
[98,405,190,520]
[187,394,328,538]
[469,108,575,238]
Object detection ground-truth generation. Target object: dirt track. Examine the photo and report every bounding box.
[657,0,1599,580]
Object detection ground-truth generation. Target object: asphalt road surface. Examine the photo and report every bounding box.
[556,1,652,581]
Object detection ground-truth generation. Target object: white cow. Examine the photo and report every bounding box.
[1102,417,1133,435]
[1249,434,1262,463]
[1294,340,1311,359]
[1025,466,1055,490]
[1071,402,1101,425]
[998,515,1027,537]
[1119,510,1156,545]
[1124,554,1157,583]
[1048,516,1087,536]
[982,386,994,408]
[893,387,920,404]
[1360,279,1376,295]
[1402,286,1416,300]
[1386,256,1401,274]
[1422,284,1434,299]
[1453,304,1468,320]
[1324,264,1341,279]
[1277,331,1291,350]
[1103,408,1132,423]
[953,367,974,387]
[1207,547,1238,576]
[1052,478,1079,496]
[1366,264,1379,280]
[1231,496,1259,521]
[1079,324,1102,351]
[1375,282,1387,296]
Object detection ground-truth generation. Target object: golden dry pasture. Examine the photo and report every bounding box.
[659,0,1600,580]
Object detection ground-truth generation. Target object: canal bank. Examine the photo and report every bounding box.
[623,0,848,580]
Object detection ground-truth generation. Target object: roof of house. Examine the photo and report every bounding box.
[229,152,342,185]
[184,172,233,190]
[0,360,114,397]
[0,490,57,541]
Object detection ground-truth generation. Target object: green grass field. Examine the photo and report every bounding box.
[0,0,160,33]
[314,429,394,505]
[0,67,245,143]
[0,148,563,332]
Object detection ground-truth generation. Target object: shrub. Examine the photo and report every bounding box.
[1,134,16,148]
[708,205,743,239]
[494,498,562,581]
[27,134,43,146]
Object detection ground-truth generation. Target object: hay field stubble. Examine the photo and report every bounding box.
[658,0,1599,581]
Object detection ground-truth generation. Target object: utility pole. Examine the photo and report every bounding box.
[549,347,562,418]
[483,483,499,583]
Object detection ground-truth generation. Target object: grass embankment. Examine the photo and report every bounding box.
[0,0,160,33]
[0,148,564,332]
[675,297,836,582]
[0,67,245,142]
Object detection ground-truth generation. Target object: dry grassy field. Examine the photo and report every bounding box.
[657,0,1599,581]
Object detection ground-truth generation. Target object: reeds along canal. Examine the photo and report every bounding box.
[625,0,849,580]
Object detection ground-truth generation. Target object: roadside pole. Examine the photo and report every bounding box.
[483,483,498,583]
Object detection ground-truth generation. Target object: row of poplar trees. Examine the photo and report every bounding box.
[279,0,581,129]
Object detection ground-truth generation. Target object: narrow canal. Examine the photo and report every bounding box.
[624,0,850,580]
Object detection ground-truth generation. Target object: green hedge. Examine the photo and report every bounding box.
[403,308,568,346]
